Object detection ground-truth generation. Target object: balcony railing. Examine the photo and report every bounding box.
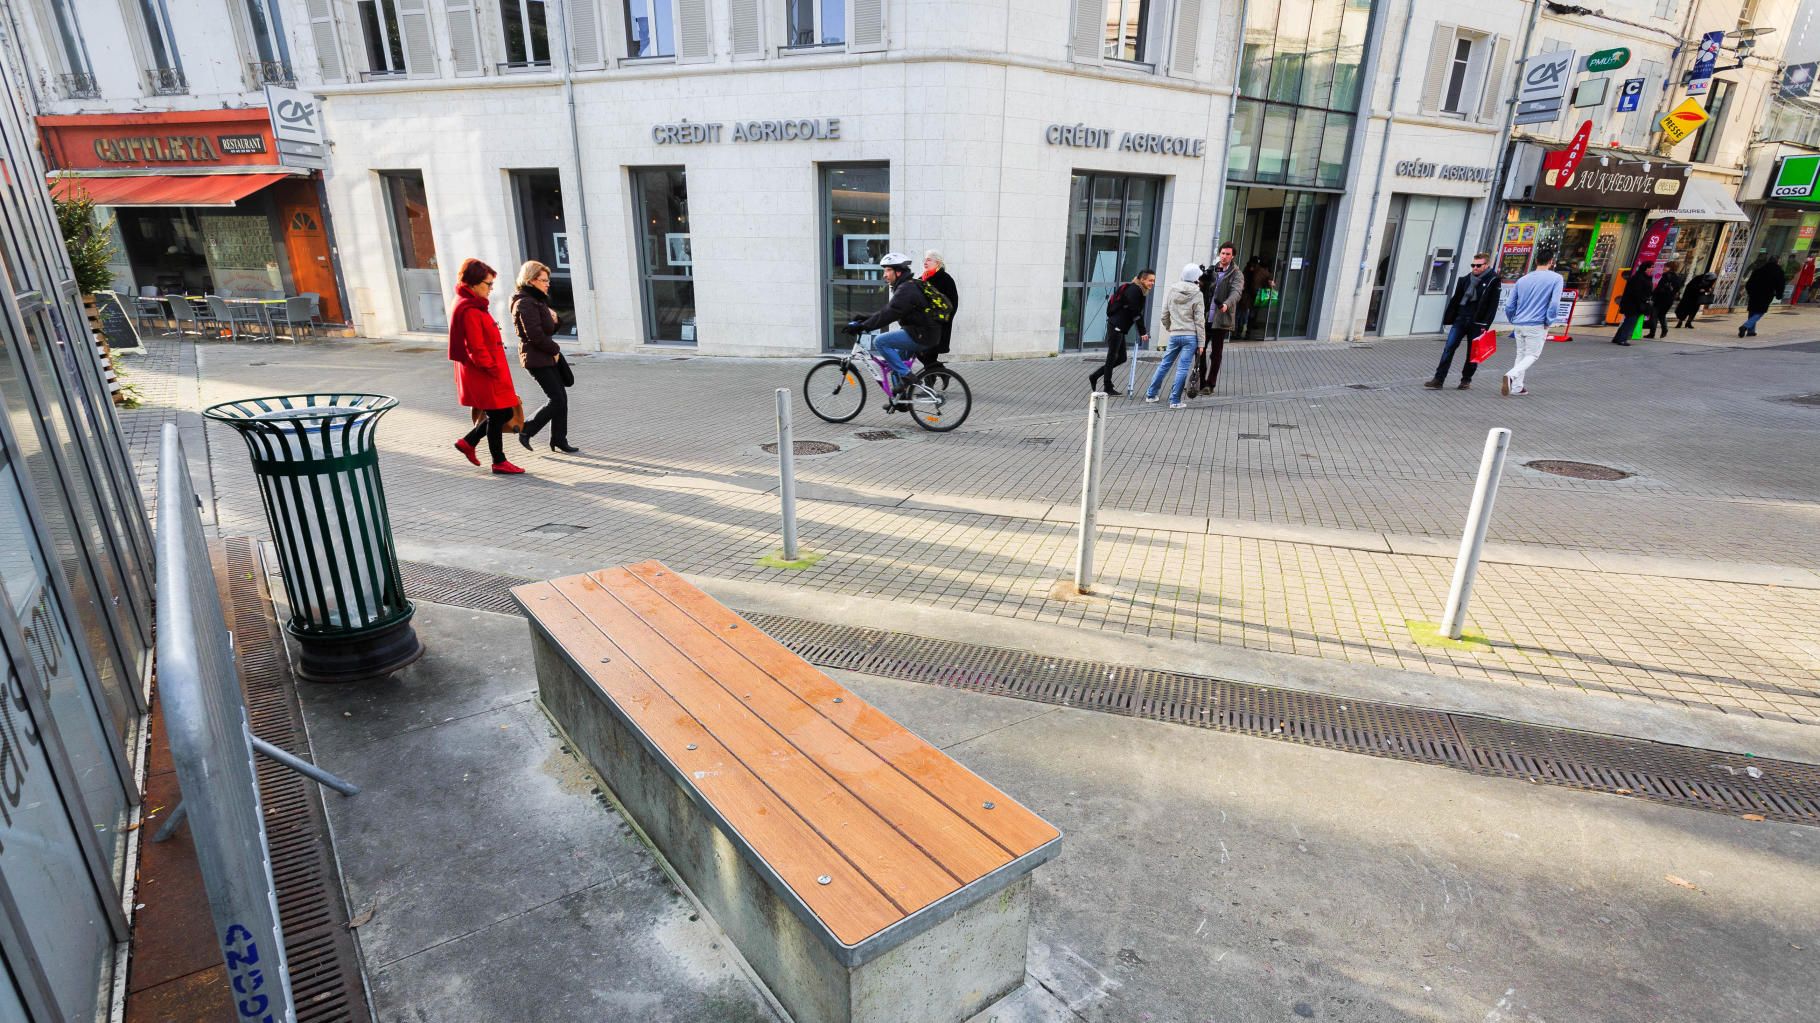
[145,66,187,95]
[248,60,296,87]
[359,68,408,82]
[497,60,552,73]
[57,71,100,99]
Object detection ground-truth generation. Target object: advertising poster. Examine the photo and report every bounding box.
[1499,222,1538,280]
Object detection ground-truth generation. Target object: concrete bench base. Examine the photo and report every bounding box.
[533,628,1034,1023]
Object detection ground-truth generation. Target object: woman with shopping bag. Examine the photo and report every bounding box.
[449,258,527,475]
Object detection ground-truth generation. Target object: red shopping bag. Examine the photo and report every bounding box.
[1468,328,1497,364]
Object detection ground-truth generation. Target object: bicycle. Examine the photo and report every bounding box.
[802,329,972,432]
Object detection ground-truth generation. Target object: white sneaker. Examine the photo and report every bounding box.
[1511,387,1529,396]
[1169,402,1187,409]
[1144,395,1160,403]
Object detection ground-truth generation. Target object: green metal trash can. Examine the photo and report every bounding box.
[205,393,422,682]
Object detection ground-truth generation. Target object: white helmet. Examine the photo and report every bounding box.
[878,252,914,272]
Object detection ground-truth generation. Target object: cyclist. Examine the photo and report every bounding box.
[842,251,934,400]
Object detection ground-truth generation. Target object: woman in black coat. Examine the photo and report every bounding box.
[921,250,958,371]
[513,261,579,453]
[1675,272,1714,328]
[1741,259,1787,337]
[1646,261,1682,338]
[1612,261,1653,346]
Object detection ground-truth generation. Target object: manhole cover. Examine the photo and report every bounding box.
[1268,423,1297,430]
[394,346,437,354]
[528,523,588,535]
[761,440,840,456]
[1778,393,1820,406]
[1238,433,1269,440]
[1525,460,1632,481]
[855,430,900,441]
[1021,437,1056,446]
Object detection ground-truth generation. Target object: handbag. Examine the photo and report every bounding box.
[471,402,526,433]
[557,357,575,388]
[1254,286,1279,308]
[1468,328,1497,364]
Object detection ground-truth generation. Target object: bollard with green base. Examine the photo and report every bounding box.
[205,393,422,682]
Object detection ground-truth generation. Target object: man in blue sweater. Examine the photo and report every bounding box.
[1501,249,1565,396]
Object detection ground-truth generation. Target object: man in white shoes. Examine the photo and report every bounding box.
[1501,249,1565,397]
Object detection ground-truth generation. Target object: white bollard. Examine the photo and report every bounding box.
[1441,427,1512,639]
[1074,392,1109,593]
[774,388,799,562]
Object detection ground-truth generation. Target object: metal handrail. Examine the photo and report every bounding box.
[58,71,100,98]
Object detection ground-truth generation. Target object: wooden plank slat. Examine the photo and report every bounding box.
[625,562,1061,859]
[547,573,961,916]
[599,566,1014,883]
[515,580,904,946]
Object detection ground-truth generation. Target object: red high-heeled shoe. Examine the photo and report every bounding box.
[491,460,526,475]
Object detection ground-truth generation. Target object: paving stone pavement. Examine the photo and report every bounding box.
[113,307,1820,726]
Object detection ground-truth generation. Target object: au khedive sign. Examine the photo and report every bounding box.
[1533,159,1686,210]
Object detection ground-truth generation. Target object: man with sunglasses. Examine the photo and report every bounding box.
[1425,252,1502,390]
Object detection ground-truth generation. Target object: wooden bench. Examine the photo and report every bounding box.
[513,561,1061,1023]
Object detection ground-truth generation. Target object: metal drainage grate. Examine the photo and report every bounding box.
[1238,433,1269,440]
[1268,423,1297,430]
[396,561,1820,827]
[1526,460,1633,481]
[855,430,901,441]
[760,440,840,456]
[222,538,371,1023]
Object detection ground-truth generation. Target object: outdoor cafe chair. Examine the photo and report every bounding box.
[166,295,213,338]
[267,296,311,343]
[207,295,264,341]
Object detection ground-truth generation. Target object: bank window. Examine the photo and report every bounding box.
[502,0,551,66]
[1423,26,1496,117]
[624,0,674,57]
[1443,38,1472,111]
[823,163,890,351]
[787,0,845,47]
[1103,0,1149,63]
[360,0,407,75]
[1690,80,1731,162]
[631,167,695,343]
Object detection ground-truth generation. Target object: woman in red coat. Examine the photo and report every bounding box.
[448,259,525,474]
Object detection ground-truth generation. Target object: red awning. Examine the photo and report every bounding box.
[48,172,292,207]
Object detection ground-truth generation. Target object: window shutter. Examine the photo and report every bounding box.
[675,0,712,63]
[1070,0,1102,64]
[446,0,484,75]
[566,0,604,67]
[305,0,346,82]
[728,0,762,57]
[1625,59,1663,145]
[1420,24,1456,114]
[846,0,884,53]
[1654,0,1677,19]
[1478,35,1510,122]
[1168,0,1201,79]
[396,0,439,76]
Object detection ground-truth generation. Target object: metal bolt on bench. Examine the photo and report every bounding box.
[205,393,422,682]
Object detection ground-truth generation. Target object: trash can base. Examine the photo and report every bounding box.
[291,614,424,683]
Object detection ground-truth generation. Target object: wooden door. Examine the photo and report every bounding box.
[279,203,344,322]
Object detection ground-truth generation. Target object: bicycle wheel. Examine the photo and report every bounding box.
[803,359,867,423]
[906,367,971,432]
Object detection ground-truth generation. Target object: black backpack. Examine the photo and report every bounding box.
[918,280,955,325]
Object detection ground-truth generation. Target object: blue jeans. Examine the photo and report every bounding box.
[1146,334,1199,403]
[1433,321,1480,382]
[874,330,919,382]
[1742,310,1768,333]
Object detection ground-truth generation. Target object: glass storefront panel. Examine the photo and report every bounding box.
[1257,104,1294,182]
[1226,186,1335,339]
[512,170,576,335]
[1059,172,1162,350]
[0,308,135,743]
[822,163,889,351]
[632,167,696,344]
[0,437,129,884]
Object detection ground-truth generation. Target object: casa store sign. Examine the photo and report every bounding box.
[1531,155,1686,210]
[38,110,279,171]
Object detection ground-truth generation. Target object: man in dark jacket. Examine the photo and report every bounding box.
[844,251,934,397]
[1741,258,1787,336]
[922,250,958,371]
[1425,252,1501,389]
[1646,261,1683,339]
[1612,261,1654,346]
[1191,243,1242,397]
[1088,268,1154,394]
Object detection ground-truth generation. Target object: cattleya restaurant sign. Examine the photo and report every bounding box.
[93,135,226,162]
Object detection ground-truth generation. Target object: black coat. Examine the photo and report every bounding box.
[512,287,561,368]
[1617,272,1654,316]
[856,275,935,346]
[1651,272,1684,313]
[1441,269,1501,329]
[925,268,958,355]
[1745,262,1787,315]
[1676,274,1715,317]
[1106,281,1149,334]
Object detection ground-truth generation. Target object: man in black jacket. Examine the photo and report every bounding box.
[844,251,934,398]
[1426,253,1501,389]
[1611,261,1653,346]
[922,250,958,371]
[1089,268,1154,395]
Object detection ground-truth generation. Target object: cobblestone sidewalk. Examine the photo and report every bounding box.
[115,314,1820,727]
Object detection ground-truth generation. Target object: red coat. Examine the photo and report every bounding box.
[448,285,518,411]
